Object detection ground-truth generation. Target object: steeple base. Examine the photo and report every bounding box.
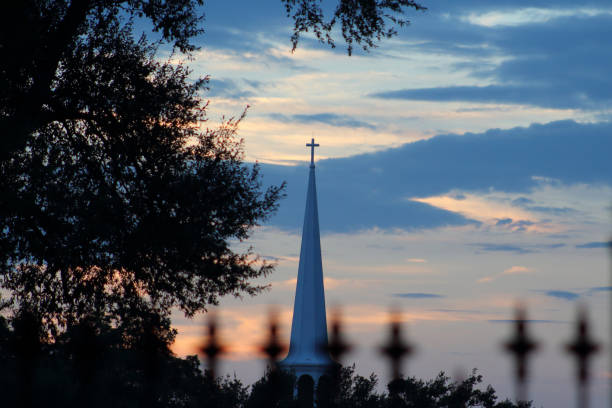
[280,362,328,384]
[279,357,336,396]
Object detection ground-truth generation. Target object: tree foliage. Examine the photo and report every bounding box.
[0,0,205,158]
[313,365,533,408]
[0,313,250,408]
[0,1,283,335]
[282,0,426,55]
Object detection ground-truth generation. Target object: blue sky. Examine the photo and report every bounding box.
[162,1,611,406]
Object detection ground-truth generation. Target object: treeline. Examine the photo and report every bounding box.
[0,313,532,408]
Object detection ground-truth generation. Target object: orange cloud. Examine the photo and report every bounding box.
[170,301,506,362]
[410,194,533,226]
[503,265,532,275]
[271,277,379,291]
[478,265,533,283]
[171,305,294,361]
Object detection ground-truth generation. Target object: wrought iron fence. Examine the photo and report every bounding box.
[3,303,609,407]
[199,304,607,408]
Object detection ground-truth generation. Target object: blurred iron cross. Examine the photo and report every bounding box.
[306,138,319,165]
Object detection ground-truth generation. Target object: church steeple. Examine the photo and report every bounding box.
[280,139,334,383]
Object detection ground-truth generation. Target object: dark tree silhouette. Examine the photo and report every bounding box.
[384,370,533,408]
[0,313,251,407]
[246,368,296,408]
[0,4,283,336]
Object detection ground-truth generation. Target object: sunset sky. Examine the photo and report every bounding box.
[163,1,611,406]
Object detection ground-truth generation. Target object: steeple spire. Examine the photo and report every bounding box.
[280,139,333,384]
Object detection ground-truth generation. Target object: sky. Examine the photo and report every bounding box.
[162,1,611,406]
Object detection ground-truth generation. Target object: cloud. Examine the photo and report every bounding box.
[512,220,534,232]
[585,286,612,298]
[411,194,532,227]
[544,290,580,301]
[471,243,533,254]
[372,9,612,110]
[494,217,540,231]
[269,113,377,129]
[488,319,567,324]
[471,242,565,255]
[272,276,375,291]
[262,255,299,264]
[392,293,444,299]
[370,85,579,109]
[512,197,534,206]
[576,241,612,249]
[511,195,578,216]
[503,266,531,274]
[478,265,533,283]
[370,82,610,110]
[259,119,612,232]
[545,243,566,249]
[464,7,612,27]
[171,305,294,360]
[431,309,485,314]
[496,218,513,226]
[588,286,612,293]
[524,206,577,215]
[205,78,264,99]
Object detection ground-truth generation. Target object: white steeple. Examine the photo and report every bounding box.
[280,138,334,383]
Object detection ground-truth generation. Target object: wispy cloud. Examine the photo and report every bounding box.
[543,290,580,301]
[371,85,560,106]
[431,309,485,314]
[411,193,533,227]
[488,319,567,324]
[471,243,533,254]
[370,83,612,110]
[471,243,565,255]
[370,10,612,111]
[463,8,612,28]
[496,218,513,226]
[511,197,578,216]
[205,77,266,99]
[493,218,538,232]
[269,113,377,129]
[392,293,444,299]
[478,265,533,283]
[576,241,612,249]
[271,277,363,290]
[503,266,532,275]
[587,286,612,295]
[529,286,612,300]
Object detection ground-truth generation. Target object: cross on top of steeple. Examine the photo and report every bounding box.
[306,138,319,167]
